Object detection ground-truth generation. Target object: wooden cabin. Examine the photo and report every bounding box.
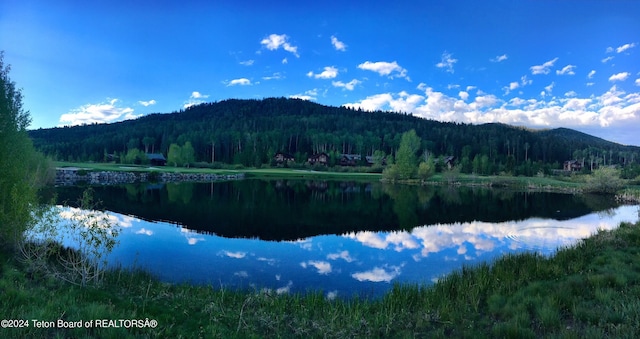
[307,152,329,166]
[146,153,167,166]
[339,154,361,166]
[274,152,295,164]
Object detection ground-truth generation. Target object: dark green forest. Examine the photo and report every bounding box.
[29,97,640,176]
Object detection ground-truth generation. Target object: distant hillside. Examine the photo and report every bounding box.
[29,98,640,175]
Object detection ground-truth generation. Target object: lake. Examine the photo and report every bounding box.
[53,180,639,299]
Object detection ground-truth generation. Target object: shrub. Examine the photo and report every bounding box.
[19,189,120,287]
[585,167,624,194]
[382,164,401,182]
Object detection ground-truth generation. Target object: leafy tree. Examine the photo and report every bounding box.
[0,52,41,245]
[395,129,421,180]
[182,141,195,167]
[472,154,481,174]
[418,157,435,181]
[122,148,148,165]
[167,143,182,167]
[372,150,387,167]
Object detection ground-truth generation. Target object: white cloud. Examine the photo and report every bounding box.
[436,51,458,73]
[183,91,209,109]
[544,82,555,94]
[331,35,347,51]
[191,91,208,99]
[260,34,299,57]
[343,83,640,141]
[530,57,558,75]
[343,91,426,113]
[221,251,246,259]
[239,59,254,66]
[491,54,508,62]
[345,230,389,249]
[138,99,156,107]
[606,46,614,53]
[135,228,153,236]
[262,72,283,80]
[282,58,288,64]
[459,91,469,100]
[332,79,361,91]
[307,66,338,79]
[327,250,354,262]
[556,64,576,75]
[588,70,596,79]
[502,82,519,95]
[227,78,252,86]
[609,72,630,82]
[616,43,636,53]
[602,56,615,63]
[358,61,408,79]
[276,280,293,295]
[326,291,338,301]
[289,89,319,101]
[636,79,640,86]
[301,260,332,275]
[351,267,400,282]
[59,98,139,126]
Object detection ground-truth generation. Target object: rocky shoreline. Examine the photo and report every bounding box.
[55,168,245,186]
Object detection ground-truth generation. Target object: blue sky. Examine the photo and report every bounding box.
[2,0,639,146]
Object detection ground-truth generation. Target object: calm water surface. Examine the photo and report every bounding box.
[54,180,639,298]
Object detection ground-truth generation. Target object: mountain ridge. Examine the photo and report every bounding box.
[29,97,640,174]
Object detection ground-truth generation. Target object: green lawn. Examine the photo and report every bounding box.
[54,161,383,180]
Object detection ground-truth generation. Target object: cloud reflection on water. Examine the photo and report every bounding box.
[352,266,402,283]
[347,208,638,262]
[94,204,638,298]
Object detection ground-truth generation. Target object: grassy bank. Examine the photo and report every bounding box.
[54,161,382,180]
[55,161,593,188]
[2,218,640,338]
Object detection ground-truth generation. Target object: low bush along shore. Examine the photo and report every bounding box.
[2,216,640,338]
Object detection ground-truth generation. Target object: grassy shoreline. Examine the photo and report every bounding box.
[2,218,640,338]
[55,161,383,180]
[57,161,640,203]
[54,161,599,190]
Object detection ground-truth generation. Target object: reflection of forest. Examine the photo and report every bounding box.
[52,180,621,240]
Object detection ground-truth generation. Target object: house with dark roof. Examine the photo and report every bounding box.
[307,152,329,166]
[339,154,361,166]
[563,160,582,172]
[365,155,386,166]
[441,156,456,169]
[146,153,167,166]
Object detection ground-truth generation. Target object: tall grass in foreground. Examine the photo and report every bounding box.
[2,219,640,338]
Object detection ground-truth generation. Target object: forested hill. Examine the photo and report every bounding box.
[29,97,640,173]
